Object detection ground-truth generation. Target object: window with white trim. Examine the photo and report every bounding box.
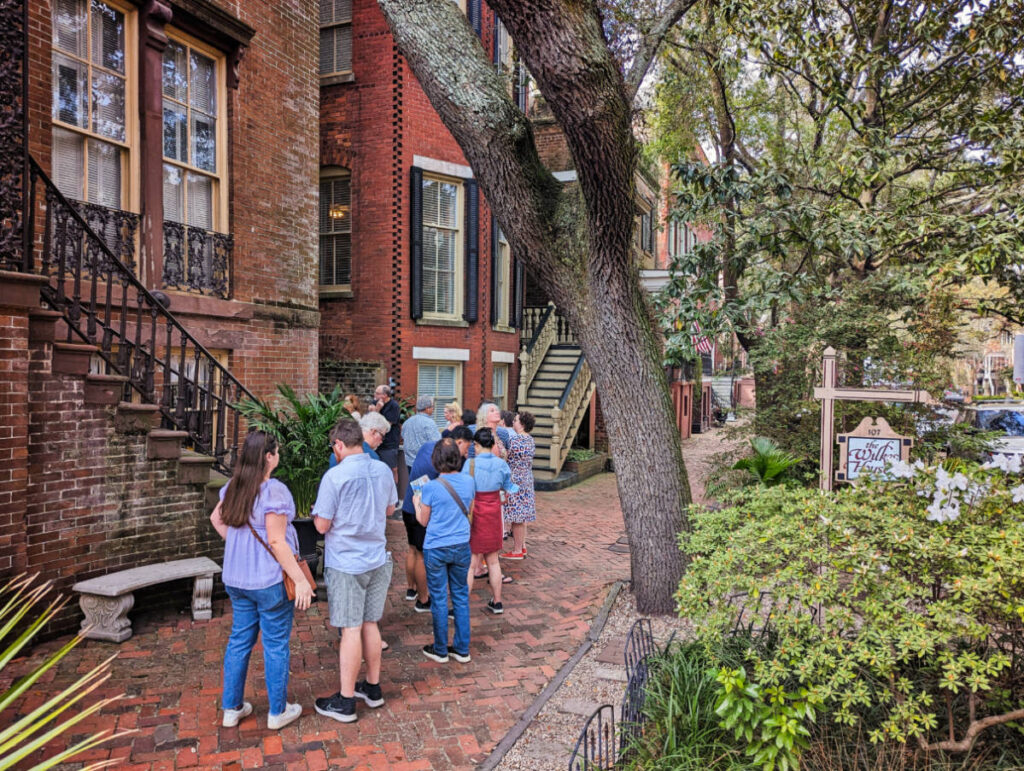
[492,364,508,409]
[494,226,510,327]
[319,169,351,289]
[162,33,226,233]
[668,220,695,259]
[51,0,135,209]
[319,0,352,76]
[422,175,463,318]
[417,362,462,430]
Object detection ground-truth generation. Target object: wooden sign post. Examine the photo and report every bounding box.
[814,347,934,491]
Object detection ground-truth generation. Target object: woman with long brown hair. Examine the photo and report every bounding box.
[210,430,314,730]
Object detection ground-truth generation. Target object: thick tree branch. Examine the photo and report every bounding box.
[625,0,700,102]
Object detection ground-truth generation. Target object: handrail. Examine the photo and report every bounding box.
[525,303,555,355]
[26,156,255,473]
[558,355,585,409]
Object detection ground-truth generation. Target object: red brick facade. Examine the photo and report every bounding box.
[318,0,522,411]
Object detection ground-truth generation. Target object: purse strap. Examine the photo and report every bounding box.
[247,521,281,564]
[437,476,470,519]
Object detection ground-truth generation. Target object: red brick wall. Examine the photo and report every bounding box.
[318,0,521,409]
[0,309,29,575]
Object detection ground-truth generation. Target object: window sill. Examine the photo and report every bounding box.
[492,323,516,334]
[320,72,355,86]
[319,286,353,298]
[416,317,469,328]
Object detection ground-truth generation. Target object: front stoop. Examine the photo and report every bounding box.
[28,309,63,342]
[146,429,189,460]
[114,402,161,433]
[178,451,216,485]
[52,342,98,375]
[84,374,128,405]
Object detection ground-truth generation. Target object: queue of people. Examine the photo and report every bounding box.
[211,385,538,728]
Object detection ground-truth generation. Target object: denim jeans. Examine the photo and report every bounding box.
[222,582,293,716]
[423,542,471,656]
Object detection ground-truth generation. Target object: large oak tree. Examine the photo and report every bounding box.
[376,0,696,612]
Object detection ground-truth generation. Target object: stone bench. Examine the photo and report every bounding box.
[72,557,221,642]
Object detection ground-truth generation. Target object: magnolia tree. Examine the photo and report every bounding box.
[376,0,700,611]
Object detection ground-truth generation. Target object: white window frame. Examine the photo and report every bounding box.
[492,363,508,409]
[421,172,464,322]
[161,29,228,234]
[50,0,139,211]
[319,167,352,293]
[417,361,463,430]
[494,226,510,329]
[319,0,352,78]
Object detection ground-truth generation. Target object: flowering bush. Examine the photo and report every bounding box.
[677,458,1024,767]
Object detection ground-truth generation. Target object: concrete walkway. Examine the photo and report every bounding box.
[11,473,629,770]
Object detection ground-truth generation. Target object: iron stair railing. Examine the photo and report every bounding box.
[25,156,254,474]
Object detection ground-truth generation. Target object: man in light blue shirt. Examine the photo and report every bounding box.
[401,395,441,469]
[312,419,397,724]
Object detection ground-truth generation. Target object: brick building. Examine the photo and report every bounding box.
[317,0,524,422]
[0,0,319,629]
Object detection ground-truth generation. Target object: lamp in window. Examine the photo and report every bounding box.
[329,203,349,219]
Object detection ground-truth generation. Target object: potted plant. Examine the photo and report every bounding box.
[562,446,608,479]
[237,384,350,575]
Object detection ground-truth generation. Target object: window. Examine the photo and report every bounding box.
[418,363,462,430]
[667,220,695,259]
[320,0,352,77]
[492,364,508,409]
[422,175,463,318]
[639,202,653,255]
[319,169,351,290]
[493,226,510,327]
[162,34,226,233]
[51,0,135,209]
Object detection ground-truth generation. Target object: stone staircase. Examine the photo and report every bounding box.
[710,376,734,410]
[518,305,596,480]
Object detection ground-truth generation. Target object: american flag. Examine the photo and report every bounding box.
[691,322,713,355]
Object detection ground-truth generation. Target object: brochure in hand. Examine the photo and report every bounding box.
[409,474,431,495]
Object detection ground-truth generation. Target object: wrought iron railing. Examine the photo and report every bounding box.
[26,156,253,473]
[518,302,557,404]
[568,704,616,770]
[162,220,232,298]
[546,354,594,473]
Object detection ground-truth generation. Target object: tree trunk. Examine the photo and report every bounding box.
[377,0,693,612]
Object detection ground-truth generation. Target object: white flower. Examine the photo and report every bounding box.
[926,497,960,523]
[913,460,925,471]
[950,472,969,492]
[935,467,952,493]
[1012,485,1024,504]
[887,460,917,479]
[985,454,1023,474]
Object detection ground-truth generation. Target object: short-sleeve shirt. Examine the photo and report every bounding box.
[312,452,397,574]
[328,441,379,469]
[462,452,519,494]
[421,473,474,550]
[402,440,439,514]
[220,478,299,590]
[402,412,441,467]
[379,399,401,450]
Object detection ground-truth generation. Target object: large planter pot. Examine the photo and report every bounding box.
[562,452,608,482]
[292,518,321,582]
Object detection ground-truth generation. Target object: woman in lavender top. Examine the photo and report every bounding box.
[210,431,314,731]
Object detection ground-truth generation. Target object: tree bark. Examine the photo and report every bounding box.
[377,0,691,612]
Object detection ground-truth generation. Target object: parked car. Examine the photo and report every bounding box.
[966,403,1024,459]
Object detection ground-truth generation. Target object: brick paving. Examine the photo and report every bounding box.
[7,473,628,771]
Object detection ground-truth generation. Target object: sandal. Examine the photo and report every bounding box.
[502,575,515,584]
[473,571,489,580]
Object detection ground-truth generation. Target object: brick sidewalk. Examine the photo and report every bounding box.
[9,473,628,771]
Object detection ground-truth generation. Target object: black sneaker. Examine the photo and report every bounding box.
[486,599,504,615]
[314,692,357,723]
[450,649,472,663]
[414,598,432,613]
[354,680,384,708]
[404,588,418,601]
[447,606,455,619]
[422,644,449,663]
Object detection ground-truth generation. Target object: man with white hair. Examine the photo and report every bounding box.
[401,395,441,471]
[327,411,388,469]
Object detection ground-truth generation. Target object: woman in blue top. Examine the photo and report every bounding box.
[415,439,475,663]
[210,431,315,730]
[463,428,518,614]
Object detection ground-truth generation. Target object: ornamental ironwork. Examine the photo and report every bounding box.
[162,221,232,298]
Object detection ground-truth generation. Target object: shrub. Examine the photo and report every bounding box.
[677,459,1024,768]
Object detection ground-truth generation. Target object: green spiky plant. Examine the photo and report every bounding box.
[731,437,801,487]
[0,574,131,770]
[235,384,350,515]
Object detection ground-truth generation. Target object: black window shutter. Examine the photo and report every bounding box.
[492,14,500,65]
[410,166,423,320]
[490,218,500,325]
[469,0,482,36]
[512,259,525,329]
[464,179,479,322]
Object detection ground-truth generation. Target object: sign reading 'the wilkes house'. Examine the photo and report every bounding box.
[836,417,914,483]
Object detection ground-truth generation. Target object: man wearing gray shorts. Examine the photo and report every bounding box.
[312,419,397,723]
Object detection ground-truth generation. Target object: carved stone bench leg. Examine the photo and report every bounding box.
[192,573,214,621]
[79,593,134,642]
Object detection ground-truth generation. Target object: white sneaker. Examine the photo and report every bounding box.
[221,701,252,727]
[267,702,302,730]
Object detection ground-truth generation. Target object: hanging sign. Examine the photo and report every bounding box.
[836,417,913,483]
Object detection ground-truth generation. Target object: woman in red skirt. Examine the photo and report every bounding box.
[463,428,519,614]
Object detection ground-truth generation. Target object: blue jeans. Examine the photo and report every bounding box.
[222,582,293,716]
[423,543,471,656]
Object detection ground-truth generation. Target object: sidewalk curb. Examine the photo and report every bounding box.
[476,578,627,770]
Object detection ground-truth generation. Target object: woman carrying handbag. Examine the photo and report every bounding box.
[210,430,315,730]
